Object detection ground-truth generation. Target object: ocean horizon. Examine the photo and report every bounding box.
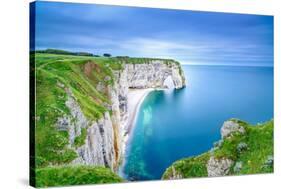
[122,64,274,180]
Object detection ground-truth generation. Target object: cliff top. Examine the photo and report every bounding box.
[33,48,181,66]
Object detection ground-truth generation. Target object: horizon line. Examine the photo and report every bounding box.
[181,63,273,67]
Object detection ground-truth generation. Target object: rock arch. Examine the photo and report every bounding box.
[163,75,175,89]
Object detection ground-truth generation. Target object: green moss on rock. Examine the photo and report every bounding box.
[74,128,87,147]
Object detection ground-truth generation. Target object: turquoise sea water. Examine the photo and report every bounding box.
[122,65,273,181]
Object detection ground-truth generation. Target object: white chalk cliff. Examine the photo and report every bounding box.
[57,60,186,171]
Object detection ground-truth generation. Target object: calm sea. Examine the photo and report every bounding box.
[122,65,273,181]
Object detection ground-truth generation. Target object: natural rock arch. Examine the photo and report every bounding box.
[163,75,175,89]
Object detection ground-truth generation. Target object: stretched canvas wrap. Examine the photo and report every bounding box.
[30,1,274,187]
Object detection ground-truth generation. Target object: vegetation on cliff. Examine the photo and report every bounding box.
[35,166,123,187]
[162,119,273,179]
[34,50,184,186]
[35,52,125,186]
[35,53,117,167]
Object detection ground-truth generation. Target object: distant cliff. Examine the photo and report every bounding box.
[162,119,273,179]
[35,52,186,186]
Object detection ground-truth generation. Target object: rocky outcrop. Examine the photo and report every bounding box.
[221,120,245,138]
[207,157,233,177]
[75,112,115,169]
[57,60,186,172]
[57,92,116,170]
[167,166,183,179]
[207,120,246,177]
[58,91,89,144]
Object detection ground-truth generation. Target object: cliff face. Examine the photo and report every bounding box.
[56,59,186,171]
[57,92,116,170]
[206,120,245,177]
[125,60,186,89]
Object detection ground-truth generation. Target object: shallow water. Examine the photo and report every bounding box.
[122,65,273,181]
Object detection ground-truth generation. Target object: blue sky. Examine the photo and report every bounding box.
[34,1,273,66]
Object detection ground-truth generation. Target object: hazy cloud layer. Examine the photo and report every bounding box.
[35,1,273,66]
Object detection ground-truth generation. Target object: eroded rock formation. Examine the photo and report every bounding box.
[207,157,233,177]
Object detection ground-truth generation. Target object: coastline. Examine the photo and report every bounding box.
[123,88,154,149]
[119,88,154,178]
[119,88,168,178]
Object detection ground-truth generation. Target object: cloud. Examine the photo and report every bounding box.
[35,1,273,66]
[115,37,273,64]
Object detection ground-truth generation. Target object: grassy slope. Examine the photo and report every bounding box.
[162,119,273,179]
[36,166,123,187]
[35,53,182,186]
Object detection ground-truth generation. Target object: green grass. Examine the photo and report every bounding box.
[74,128,87,147]
[231,120,273,174]
[35,166,123,187]
[162,153,210,179]
[162,119,273,179]
[213,132,246,160]
[35,69,77,167]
